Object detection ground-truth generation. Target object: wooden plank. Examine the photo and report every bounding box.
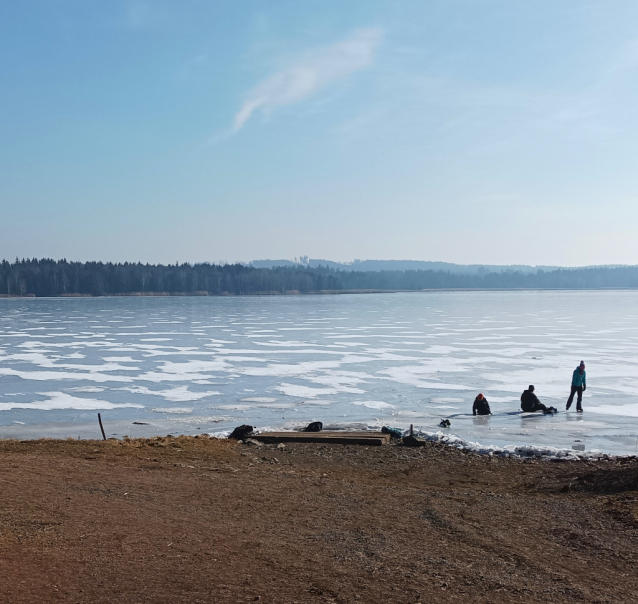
[254,431,391,441]
[254,435,387,446]
[251,431,391,446]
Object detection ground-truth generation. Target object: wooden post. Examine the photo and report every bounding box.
[410,423,414,436]
[98,413,106,441]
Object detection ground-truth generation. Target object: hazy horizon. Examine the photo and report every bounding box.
[2,1,638,265]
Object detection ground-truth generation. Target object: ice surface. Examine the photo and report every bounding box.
[275,383,340,398]
[2,292,638,454]
[240,397,277,403]
[70,386,105,393]
[589,404,638,417]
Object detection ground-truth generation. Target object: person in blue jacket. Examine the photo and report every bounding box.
[566,361,586,412]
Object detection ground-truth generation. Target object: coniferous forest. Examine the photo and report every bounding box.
[2,258,638,297]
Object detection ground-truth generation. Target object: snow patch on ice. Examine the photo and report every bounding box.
[0,368,134,383]
[120,385,221,402]
[0,392,143,411]
[70,386,105,393]
[353,400,395,410]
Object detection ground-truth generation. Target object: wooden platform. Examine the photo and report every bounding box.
[251,431,391,446]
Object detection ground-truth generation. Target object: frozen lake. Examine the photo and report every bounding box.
[1,291,638,455]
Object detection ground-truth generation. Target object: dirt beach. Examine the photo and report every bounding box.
[1,436,638,604]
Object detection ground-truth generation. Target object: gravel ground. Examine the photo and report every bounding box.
[1,435,638,603]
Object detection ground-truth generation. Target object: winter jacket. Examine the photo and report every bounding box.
[473,397,491,416]
[521,390,545,412]
[572,368,586,388]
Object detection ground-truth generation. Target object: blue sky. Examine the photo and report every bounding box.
[2,1,638,266]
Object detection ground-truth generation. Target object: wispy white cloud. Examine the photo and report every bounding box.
[233,27,382,132]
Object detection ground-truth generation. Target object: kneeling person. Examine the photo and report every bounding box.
[473,393,491,416]
[521,385,548,413]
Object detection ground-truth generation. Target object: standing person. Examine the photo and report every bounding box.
[521,385,549,413]
[566,361,586,412]
[473,393,491,416]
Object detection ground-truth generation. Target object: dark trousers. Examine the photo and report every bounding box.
[522,401,547,413]
[567,385,583,410]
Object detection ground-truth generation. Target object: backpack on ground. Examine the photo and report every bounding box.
[228,424,254,440]
[303,421,323,432]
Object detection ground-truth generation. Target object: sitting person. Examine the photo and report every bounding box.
[520,385,549,413]
[472,393,491,416]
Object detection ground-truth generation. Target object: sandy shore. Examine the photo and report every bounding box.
[1,436,638,603]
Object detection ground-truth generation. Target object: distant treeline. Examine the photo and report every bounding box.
[2,258,638,297]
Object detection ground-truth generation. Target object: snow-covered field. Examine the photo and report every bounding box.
[1,291,638,455]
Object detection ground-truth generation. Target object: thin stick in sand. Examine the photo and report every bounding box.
[98,413,106,441]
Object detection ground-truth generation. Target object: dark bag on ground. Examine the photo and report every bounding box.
[382,426,403,439]
[303,421,323,432]
[228,424,254,440]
